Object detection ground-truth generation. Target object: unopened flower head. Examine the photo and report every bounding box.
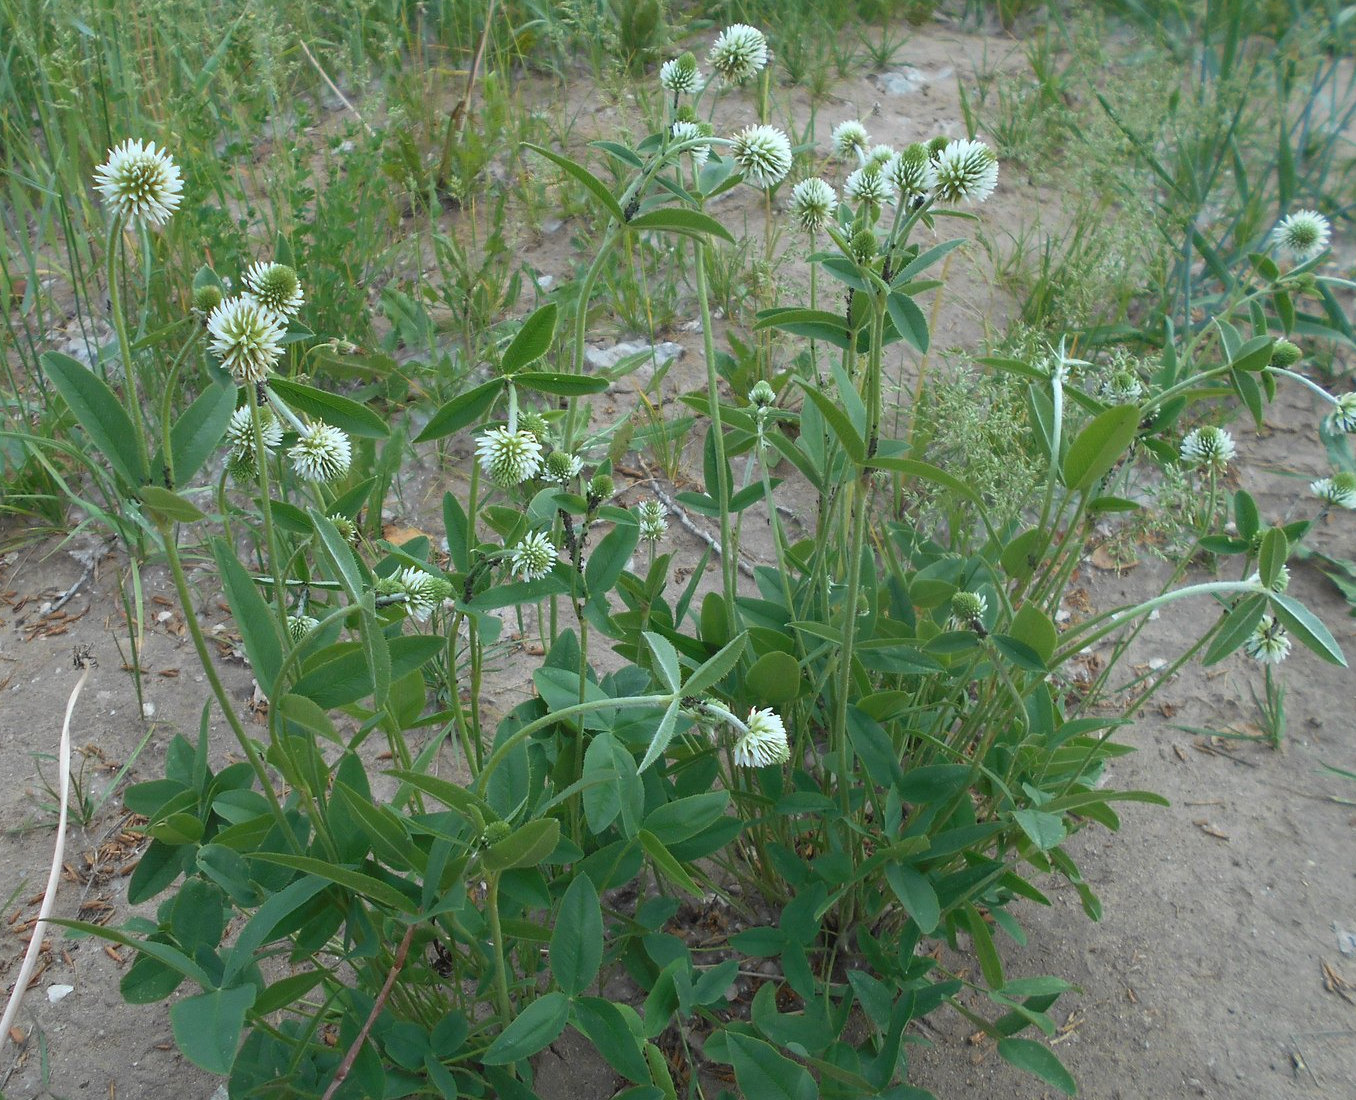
[889,144,936,201]
[637,500,667,542]
[1101,370,1143,404]
[733,706,790,768]
[242,261,304,322]
[287,614,320,642]
[397,566,451,622]
[1270,209,1330,263]
[225,404,283,456]
[207,296,285,383]
[1179,426,1235,475]
[476,426,543,487]
[1330,392,1356,433]
[1269,339,1302,368]
[289,421,352,482]
[544,449,584,484]
[93,139,183,228]
[518,410,552,443]
[830,120,870,162]
[1310,473,1356,509]
[749,380,776,408]
[950,591,987,631]
[192,284,224,317]
[509,531,556,581]
[708,24,768,84]
[931,138,998,205]
[587,473,614,505]
[845,165,893,208]
[327,513,359,544]
[660,53,701,95]
[731,124,792,189]
[865,144,897,171]
[670,120,711,168]
[1243,615,1291,664]
[790,177,837,233]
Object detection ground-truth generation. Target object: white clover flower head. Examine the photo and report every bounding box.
[1101,370,1144,404]
[397,566,449,622]
[660,53,702,94]
[731,124,792,189]
[1270,209,1330,263]
[830,120,871,162]
[207,295,285,383]
[93,139,183,228]
[1246,566,1291,594]
[845,165,893,208]
[289,421,352,482]
[1330,392,1356,433]
[225,404,283,456]
[476,426,543,487]
[1179,426,1235,475]
[708,24,768,84]
[1310,473,1356,509]
[670,120,711,168]
[287,614,320,642]
[509,530,556,581]
[242,261,305,322]
[733,706,790,768]
[931,138,999,205]
[889,144,937,201]
[544,449,584,484]
[790,177,837,233]
[1243,615,1291,664]
[637,500,667,543]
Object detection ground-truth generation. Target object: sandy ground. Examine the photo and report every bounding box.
[2,16,1355,1100]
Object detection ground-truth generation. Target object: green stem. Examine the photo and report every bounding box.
[486,874,514,1025]
[104,216,152,486]
[692,238,738,630]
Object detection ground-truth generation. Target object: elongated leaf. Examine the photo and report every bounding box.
[483,817,560,872]
[524,142,625,222]
[572,997,650,1084]
[483,992,571,1064]
[683,633,748,696]
[996,1038,1076,1096]
[886,290,929,353]
[1062,405,1139,491]
[637,697,682,773]
[415,379,503,442]
[171,985,256,1075]
[292,635,442,708]
[268,378,388,438]
[1257,527,1288,591]
[1201,594,1267,666]
[627,207,735,244]
[644,631,682,692]
[513,370,609,396]
[248,853,415,912]
[884,864,940,933]
[387,768,496,826]
[42,350,148,486]
[1270,592,1346,666]
[211,537,284,697]
[797,381,865,463]
[138,486,206,524]
[551,875,603,996]
[155,380,236,485]
[726,1033,817,1100]
[639,829,702,897]
[502,302,558,373]
[864,455,982,506]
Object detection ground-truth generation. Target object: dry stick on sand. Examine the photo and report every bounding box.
[0,645,96,1051]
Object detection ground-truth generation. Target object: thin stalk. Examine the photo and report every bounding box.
[693,238,738,629]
